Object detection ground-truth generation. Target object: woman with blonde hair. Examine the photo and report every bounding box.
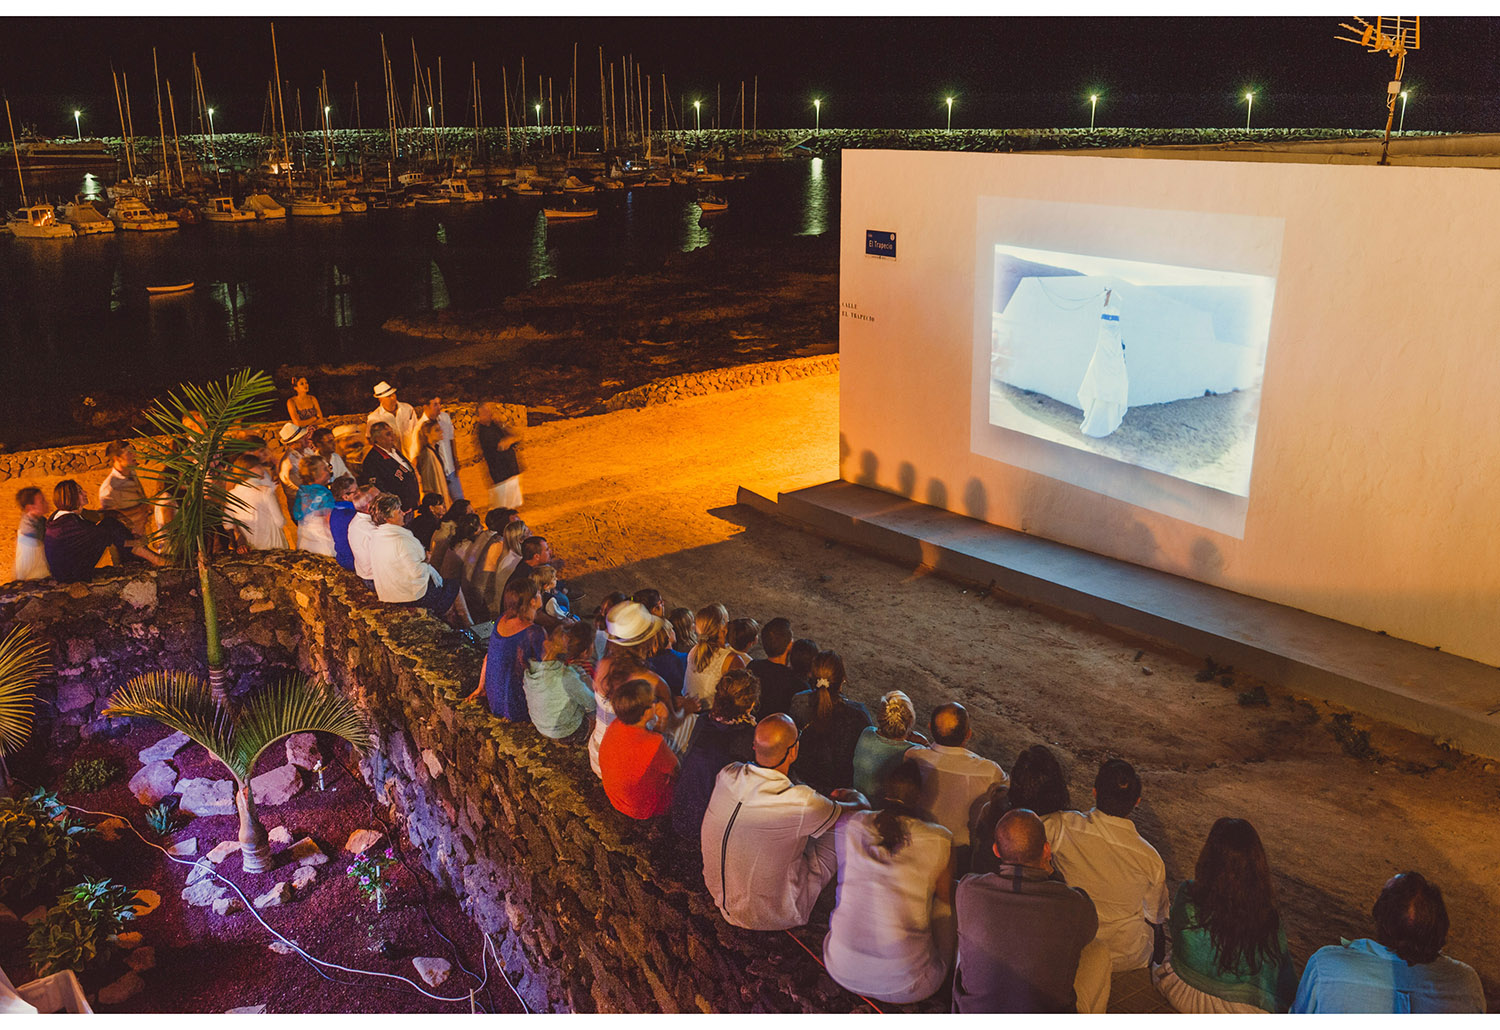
[851,689,929,798]
[682,603,746,705]
[413,420,451,506]
[292,454,337,557]
[788,651,874,794]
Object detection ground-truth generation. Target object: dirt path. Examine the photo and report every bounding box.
[510,372,1499,1009]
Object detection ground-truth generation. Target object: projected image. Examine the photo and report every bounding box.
[988,245,1277,497]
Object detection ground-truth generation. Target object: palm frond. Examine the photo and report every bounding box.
[0,624,51,757]
[232,675,373,776]
[101,672,242,781]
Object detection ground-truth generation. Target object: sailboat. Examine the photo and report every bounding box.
[4,96,77,239]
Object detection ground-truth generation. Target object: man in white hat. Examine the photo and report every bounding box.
[276,422,315,512]
[367,381,419,462]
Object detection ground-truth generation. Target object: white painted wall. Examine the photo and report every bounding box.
[839,150,1500,666]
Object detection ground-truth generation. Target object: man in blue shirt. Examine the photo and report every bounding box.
[1293,871,1485,1013]
[328,476,358,572]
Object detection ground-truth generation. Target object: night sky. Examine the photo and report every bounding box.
[4,16,1497,136]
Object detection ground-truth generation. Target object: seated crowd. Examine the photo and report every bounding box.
[9,382,1487,1015]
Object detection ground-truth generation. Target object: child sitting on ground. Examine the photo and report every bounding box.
[532,564,574,625]
[522,621,597,744]
[597,677,679,820]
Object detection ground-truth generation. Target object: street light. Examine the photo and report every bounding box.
[427,105,434,127]
[1244,91,1254,132]
[323,104,330,129]
[207,107,215,139]
[73,109,81,140]
[1089,94,1098,131]
[813,98,821,135]
[1399,89,1410,133]
[946,96,954,131]
[534,103,541,129]
[693,99,701,131]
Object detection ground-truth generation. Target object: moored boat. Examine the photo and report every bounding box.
[201,196,256,223]
[7,203,77,239]
[338,194,369,213]
[146,282,194,295]
[434,177,484,202]
[285,194,341,217]
[59,196,116,235]
[109,195,179,231]
[696,194,729,213]
[543,204,598,221]
[14,138,117,172]
[241,193,287,220]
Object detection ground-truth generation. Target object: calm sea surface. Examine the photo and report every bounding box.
[0,153,839,448]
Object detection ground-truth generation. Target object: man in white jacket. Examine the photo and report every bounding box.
[366,493,466,623]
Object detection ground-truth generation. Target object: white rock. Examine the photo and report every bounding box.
[206,840,241,864]
[412,957,451,988]
[287,837,328,867]
[291,866,317,893]
[212,895,246,917]
[343,829,384,855]
[113,931,144,951]
[182,880,227,908]
[267,941,298,955]
[138,730,191,765]
[166,837,198,857]
[177,777,236,818]
[226,1005,267,1014]
[420,749,443,777]
[285,732,322,770]
[250,764,304,807]
[125,946,156,973]
[253,883,293,909]
[129,761,179,806]
[130,890,161,918]
[267,826,292,847]
[186,860,216,885]
[98,972,144,1006]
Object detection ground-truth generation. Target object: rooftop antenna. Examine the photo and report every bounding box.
[1334,16,1420,165]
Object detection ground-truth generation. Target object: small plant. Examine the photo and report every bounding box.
[346,847,396,912]
[0,788,90,906]
[144,801,178,837]
[61,758,125,794]
[1330,712,1377,761]
[26,877,139,976]
[1237,686,1270,707]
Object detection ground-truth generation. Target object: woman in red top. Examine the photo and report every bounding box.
[598,678,678,819]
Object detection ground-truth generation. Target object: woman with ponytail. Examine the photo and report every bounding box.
[682,602,745,705]
[823,760,956,1004]
[851,689,929,798]
[787,651,873,795]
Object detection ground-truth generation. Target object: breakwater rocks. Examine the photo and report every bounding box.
[1,552,872,1013]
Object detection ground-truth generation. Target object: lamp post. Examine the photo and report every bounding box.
[814,98,821,135]
[1089,94,1098,131]
[207,107,215,140]
[428,105,434,128]
[534,103,541,129]
[1244,91,1254,132]
[693,99,701,131]
[324,104,330,129]
[73,109,81,141]
[1399,89,1410,133]
[946,96,954,131]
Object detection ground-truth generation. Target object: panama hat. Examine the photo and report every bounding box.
[277,422,309,445]
[606,601,667,647]
[372,381,397,398]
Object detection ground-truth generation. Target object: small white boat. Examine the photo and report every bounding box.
[201,196,256,223]
[508,180,545,197]
[241,193,287,220]
[8,203,77,239]
[560,175,596,194]
[59,196,115,235]
[697,195,729,213]
[147,282,194,295]
[286,195,341,217]
[434,177,484,202]
[109,196,178,231]
[543,205,598,221]
[338,194,369,213]
[412,191,451,206]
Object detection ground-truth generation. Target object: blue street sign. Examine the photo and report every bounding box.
[865,230,896,259]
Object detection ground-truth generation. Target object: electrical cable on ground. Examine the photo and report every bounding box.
[783,929,885,1014]
[66,804,500,1007]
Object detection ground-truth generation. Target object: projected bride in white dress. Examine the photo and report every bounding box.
[1077,289,1128,437]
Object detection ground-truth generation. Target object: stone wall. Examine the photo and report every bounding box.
[601,354,840,412]
[0,553,852,1013]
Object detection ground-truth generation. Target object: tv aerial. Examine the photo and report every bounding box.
[1335,16,1421,165]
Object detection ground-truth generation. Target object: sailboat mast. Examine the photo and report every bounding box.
[123,71,139,181]
[153,48,171,195]
[5,94,28,207]
[637,62,645,155]
[753,76,758,141]
[112,67,136,181]
[168,80,186,190]
[570,42,578,157]
[271,22,291,183]
[502,65,511,153]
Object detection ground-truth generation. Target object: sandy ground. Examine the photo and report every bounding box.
[509,373,1498,1009]
[991,379,1260,496]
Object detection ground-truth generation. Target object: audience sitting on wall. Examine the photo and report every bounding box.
[362,422,420,518]
[367,493,466,623]
[954,808,1111,1013]
[1044,758,1170,974]
[651,605,695,697]
[787,637,818,689]
[1292,871,1485,1013]
[910,701,1008,874]
[413,420,452,508]
[1153,817,1297,1013]
[701,713,869,931]
[467,579,547,720]
[683,603,746,705]
[851,688,928,798]
[276,422,316,512]
[589,602,697,775]
[971,744,1071,876]
[746,617,802,719]
[97,439,155,541]
[669,668,760,838]
[414,395,463,502]
[13,486,51,581]
[44,479,164,583]
[346,485,380,590]
[823,759,956,1005]
[427,499,472,572]
[309,426,350,481]
[599,677,680,820]
[407,493,447,553]
[328,475,358,572]
[788,650,873,795]
[522,621,597,744]
[292,455,337,557]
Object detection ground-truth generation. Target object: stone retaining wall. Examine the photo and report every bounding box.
[600,354,840,412]
[0,554,852,1013]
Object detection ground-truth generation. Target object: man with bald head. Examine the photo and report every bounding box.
[701,713,869,930]
[910,701,1008,871]
[953,809,1111,1013]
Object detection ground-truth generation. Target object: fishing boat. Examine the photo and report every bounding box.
[7,203,77,239]
[434,177,484,202]
[59,196,116,235]
[241,193,287,220]
[146,282,194,295]
[201,196,256,223]
[109,195,179,231]
[696,194,729,213]
[543,203,598,221]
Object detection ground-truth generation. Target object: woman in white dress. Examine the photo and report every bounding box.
[225,455,287,551]
[1078,289,1129,438]
[823,759,956,1004]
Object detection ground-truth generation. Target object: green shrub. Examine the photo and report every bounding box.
[60,758,124,794]
[144,801,178,837]
[0,789,90,906]
[26,877,139,976]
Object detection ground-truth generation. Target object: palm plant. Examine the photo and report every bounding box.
[133,369,275,705]
[0,624,51,796]
[102,672,371,873]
